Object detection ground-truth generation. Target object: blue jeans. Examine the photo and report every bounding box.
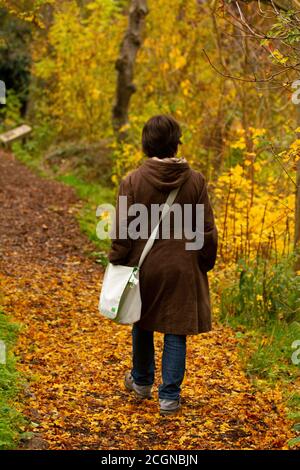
[131,324,186,401]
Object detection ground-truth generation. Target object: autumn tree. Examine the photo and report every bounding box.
[218,0,300,268]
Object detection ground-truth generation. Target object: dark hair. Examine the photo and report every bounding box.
[142,114,182,159]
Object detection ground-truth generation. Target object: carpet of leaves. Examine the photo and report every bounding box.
[0,151,293,449]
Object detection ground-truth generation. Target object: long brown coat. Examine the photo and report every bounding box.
[108,157,218,335]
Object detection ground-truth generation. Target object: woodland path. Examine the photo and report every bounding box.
[0,150,292,450]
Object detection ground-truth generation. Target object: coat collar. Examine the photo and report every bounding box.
[139,157,192,192]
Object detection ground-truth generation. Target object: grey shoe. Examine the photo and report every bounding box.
[124,371,152,399]
[159,398,181,415]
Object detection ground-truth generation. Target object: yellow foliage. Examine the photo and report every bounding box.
[32,0,125,141]
[214,159,294,267]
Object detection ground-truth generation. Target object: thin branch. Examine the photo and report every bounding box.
[269,144,297,186]
[202,48,300,83]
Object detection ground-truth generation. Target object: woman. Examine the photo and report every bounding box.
[108,115,218,415]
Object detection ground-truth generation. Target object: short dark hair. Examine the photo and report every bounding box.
[142,115,182,159]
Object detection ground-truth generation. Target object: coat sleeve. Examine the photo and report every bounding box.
[197,178,218,272]
[108,177,134,265]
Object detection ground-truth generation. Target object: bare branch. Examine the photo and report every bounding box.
[202,48,300,83]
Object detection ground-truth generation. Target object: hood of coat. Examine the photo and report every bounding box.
[139,156,192,192]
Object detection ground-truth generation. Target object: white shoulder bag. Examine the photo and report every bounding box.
[99,187,180,325]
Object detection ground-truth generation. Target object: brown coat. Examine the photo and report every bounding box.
[108,157,218,335]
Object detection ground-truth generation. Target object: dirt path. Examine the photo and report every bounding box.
[0,150,293,449]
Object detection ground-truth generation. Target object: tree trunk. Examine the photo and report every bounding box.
[112,0,148,138]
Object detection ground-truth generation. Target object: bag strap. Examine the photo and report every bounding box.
[138,186,180,268]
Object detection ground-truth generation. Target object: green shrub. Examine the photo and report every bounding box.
[0,89,22,131]
[220,254,300,383]
[221,254,300,328]
[0,310,24,449]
